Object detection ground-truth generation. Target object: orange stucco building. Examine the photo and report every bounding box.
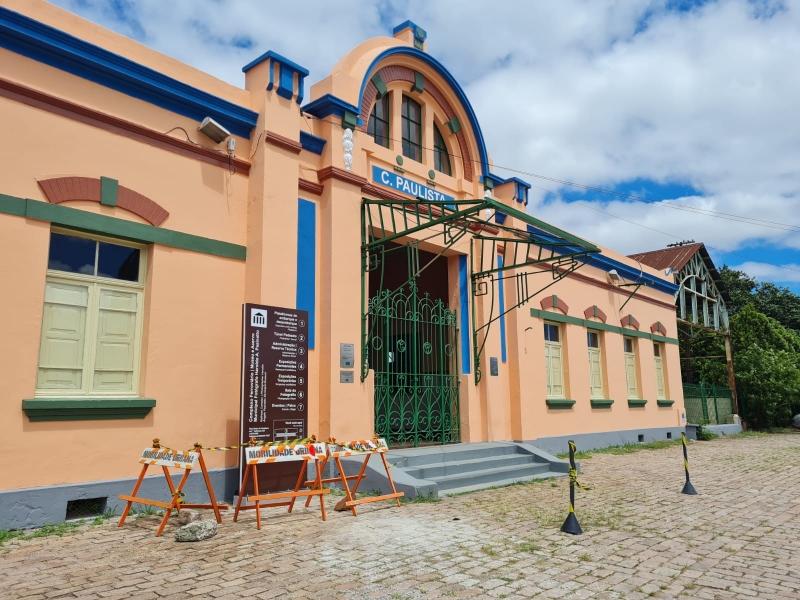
[0,1,686,528]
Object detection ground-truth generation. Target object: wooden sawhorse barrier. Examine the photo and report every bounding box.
[305,440,403,515]
[233,442,329,529]
[118,440,227,537]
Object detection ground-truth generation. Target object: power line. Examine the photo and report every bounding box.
[303,112,800,235]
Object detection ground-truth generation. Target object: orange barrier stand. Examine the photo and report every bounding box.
[118,439,227,537]
[233,441,329,529]
[305,438,403,515]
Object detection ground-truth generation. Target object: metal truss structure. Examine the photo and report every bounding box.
[361,197,600,384]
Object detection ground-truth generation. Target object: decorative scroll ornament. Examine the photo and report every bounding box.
[343,128,354,171]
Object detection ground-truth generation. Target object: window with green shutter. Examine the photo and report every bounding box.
[654,342,667,399]
[36,230,146,397]
[544,322,565,398]
[623,336,639,399]
[587,330,604,399]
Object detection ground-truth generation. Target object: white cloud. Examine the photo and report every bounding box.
[732,261,800,282]
[50,0,800,284]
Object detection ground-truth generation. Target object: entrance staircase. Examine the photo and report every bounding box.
[339,442,569,499]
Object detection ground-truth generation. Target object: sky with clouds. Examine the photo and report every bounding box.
[52,0,800,290]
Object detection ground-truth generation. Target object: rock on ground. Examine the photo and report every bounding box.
[173,509,201,526]
[174,519,217,542]
[793,413,800,429]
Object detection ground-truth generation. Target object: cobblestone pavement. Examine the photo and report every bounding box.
[2,432,799,599]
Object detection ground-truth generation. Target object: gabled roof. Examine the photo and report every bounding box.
[629,242,728,301]
[628,242,704,273]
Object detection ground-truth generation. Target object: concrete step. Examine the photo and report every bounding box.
[388,442,524,468]
[439,471,567,496]
[404,452,539,479]
[432,461,552,491]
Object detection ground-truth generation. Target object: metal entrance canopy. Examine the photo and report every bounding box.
[361,197,601,383]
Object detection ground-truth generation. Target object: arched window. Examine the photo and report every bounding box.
[433,124,451,175]
[401,95,422,161]
[367,93,390,148]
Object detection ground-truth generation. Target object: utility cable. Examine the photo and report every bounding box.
[302,112,800,234]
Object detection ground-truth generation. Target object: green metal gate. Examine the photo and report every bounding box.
[683,383,734,425]
[367,282,460,447]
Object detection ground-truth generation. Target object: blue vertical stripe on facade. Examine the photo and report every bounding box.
[458,254,471,374]
[498,255,507,363]
[296,199,316,349]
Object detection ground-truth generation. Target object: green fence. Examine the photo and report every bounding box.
[683,383,734,425]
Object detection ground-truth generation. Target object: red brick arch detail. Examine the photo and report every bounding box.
[540,295,569,315]
[583,305,607,323]
[37,177,169,226]
[650,321,667,336]
[620,314,640,330]
[359,65,475,181]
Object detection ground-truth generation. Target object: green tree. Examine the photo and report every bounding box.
[730,305,800,428]
[719,267,756,316]
[753,282,800,333]
[719,266,800,332]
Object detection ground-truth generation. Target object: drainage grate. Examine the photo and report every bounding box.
[65,497,107,520]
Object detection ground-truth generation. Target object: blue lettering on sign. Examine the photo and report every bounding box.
[372,166,454,203]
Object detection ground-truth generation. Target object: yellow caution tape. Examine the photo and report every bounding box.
[569,467,590,491]
[155,435,319,454]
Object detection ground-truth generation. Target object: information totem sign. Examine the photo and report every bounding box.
[239,304,309,493]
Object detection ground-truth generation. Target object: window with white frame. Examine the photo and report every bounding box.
[36,230,146,396]
[587,330,605,399]
[623,336,639,399]
[544,322,565,398]
[654,342,668,399]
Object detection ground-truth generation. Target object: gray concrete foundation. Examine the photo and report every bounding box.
[526,426,686,455]
[0,467,239,530]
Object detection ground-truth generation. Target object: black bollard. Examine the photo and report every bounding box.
[681,432,698,495]
[560,440,583,535]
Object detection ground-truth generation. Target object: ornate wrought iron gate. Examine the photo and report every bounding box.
[360,196,600,445]
[367,282,460,446]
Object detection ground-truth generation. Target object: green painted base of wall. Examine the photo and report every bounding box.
[546,398,576,409]
[590,398,614,408]
[657,399,675,407]
[22,398,156,421]
[627,399,648,407]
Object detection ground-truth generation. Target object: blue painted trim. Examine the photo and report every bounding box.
[0,7,258,138]
[494,211,507,225]
[243,50,308,105]
[242,50,309,76]
[356,47,490,178]
[588,254,678,294]
[299,131,326,155]
[458,255,471,374]
[392,20,428,44]
[504,176,531,189]
[278,66,294,100]
[302,93,361,122]
[296,199,316,349]
[526,224,678,294]
[498,255,507,363]
[501,176,531,204]
[482,173,505,187]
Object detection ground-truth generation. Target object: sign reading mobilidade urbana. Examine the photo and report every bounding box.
[239,304,308,493]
